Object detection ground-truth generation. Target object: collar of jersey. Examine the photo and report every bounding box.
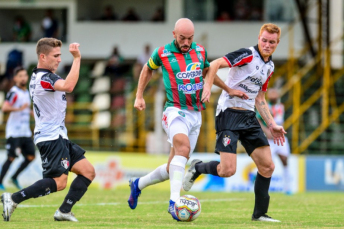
[254,45,272,64]
[33,67,53,74]
[170,40,196,53]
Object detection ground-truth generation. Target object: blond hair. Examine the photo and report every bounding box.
[259,23,281,40]
[36,37,62,56]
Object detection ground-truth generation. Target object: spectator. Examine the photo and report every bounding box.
[216,11,231,22]
[234,0,250,20]
[133,44,151,80]
[41,9,59,38]
[12,16,31,42]
[105,46,124,77]
[100,5,117,21]
[122,8,140,21]
[151,7,164,22]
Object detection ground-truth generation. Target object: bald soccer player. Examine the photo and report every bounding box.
[127,18,247,221]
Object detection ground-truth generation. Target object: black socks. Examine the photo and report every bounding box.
[12,158,32,180]
[195,161,220,176]
[0,159,12,184]
[253,172,271,218]
[59,175,92,213]
[11,178,57,204]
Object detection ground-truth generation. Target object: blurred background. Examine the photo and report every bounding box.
[0,0,343,192]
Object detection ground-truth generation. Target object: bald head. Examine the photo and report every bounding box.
[173,18,194,53]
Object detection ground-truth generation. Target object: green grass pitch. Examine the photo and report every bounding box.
[1,188,343,228]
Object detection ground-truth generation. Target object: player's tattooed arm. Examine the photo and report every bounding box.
[255,92,274,127]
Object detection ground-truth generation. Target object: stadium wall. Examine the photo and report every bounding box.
[2,150,343,192]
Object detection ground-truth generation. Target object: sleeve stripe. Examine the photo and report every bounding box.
[222,56,232,67]
[41,80,55,91]
[232,55,253,67]
[262,71,273,92]
[10,94,18,105]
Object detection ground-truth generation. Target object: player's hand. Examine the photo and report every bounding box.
[227,88,249,100]
[201,86,211,103]
[18,103,29,111]
[269,124,287,146]
[69,43,81,59]
[134,97,146,111]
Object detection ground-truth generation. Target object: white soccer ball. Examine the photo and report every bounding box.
[174,195,201,221]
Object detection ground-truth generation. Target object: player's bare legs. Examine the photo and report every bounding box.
[250,146,279,222]
[54,158,95,222]
[0,157,15,190]
[11,155,36,190]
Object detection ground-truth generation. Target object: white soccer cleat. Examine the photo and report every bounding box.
[1,193,17,221]
[54,209,78,222]
[183,159,202,191]
[252,214,281,222]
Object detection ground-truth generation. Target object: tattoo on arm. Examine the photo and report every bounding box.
[258,101,272,127]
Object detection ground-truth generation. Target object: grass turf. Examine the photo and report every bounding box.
[1,188,343,228]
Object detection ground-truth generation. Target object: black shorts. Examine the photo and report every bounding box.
[215,108,269,156]
[36,135,86,179]
[6,137,36,158]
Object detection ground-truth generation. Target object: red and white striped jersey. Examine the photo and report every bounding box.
[216,45,274,114]
[29,68,67,144]
[4,86,32,138]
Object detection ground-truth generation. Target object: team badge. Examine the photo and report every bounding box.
[222,135,231,147]
[61,158,70,169]
[197,53,203,61]
[178,111,186,117]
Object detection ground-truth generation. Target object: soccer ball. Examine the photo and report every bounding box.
[174,195,201,221]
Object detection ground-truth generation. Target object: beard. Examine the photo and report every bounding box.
[175,40,190,53]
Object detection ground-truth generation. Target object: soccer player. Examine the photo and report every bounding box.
[1,38,95,222]
[183,23,286,222]
[127,18,247,221]
[257,88,291,195]
[0,66,35,191]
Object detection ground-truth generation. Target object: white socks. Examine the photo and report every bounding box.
[283,166,290,192]
[138,163,169,190]
[169,155,188,202]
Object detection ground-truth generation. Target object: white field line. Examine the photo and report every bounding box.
[18,198,245,208]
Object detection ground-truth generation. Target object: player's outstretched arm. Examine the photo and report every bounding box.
[54,43,81,93]
[255,91,286,146]
[134,64,153,111]
[1,102,28,113]
[213,75,249,100]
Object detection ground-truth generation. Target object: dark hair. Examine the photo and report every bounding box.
[36,37,62,56]
[13,66,26,76]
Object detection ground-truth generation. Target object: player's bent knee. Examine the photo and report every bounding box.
[56,180,67,191]
[83,165,96,181]
[27,155,35,161]
[218,168,236,178]
[260,162,275,177]
[8,157,15,162]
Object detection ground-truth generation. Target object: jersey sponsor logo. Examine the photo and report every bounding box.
[178,82,203,94]
[176,62,202,79]
[170,58,177,63]
[161,49,172,57]
[245,76,263,87]
[61,158,70,169]
[162,114,168,128]
[233,52,250,64]
[238,84,258,94]
[178,111,186,117]
[196,45,204,51]
[222,135,231,147]
[148,58,159,70]
[62,94,66,101]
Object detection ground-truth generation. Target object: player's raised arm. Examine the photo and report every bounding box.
[255,90,286,146]
[54,43,81,93]
[134,64,154,111]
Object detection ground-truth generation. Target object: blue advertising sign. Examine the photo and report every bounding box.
[306,156,344,191]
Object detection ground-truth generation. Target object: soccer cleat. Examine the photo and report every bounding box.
[10,178,22,190]
[285,190,293,196]
[127,178,141,209]
[54,209,78,222]
[168,200,180,221]
[183,159,202,191]
[252,214,281,222]
[1,193,17,221]
[0,184,5,191]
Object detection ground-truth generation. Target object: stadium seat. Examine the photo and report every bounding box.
[91,61,107,78]
[92,111,111,129]
[110,78,126,94]
[92,93,111,111]
[76,93,92,103]
[91,77,110,94]
[111,95,125,110]
[75,79,92,94]
[80,64,91,77]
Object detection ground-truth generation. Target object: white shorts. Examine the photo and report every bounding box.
[268,137,290,157]
[162,107,202,156]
